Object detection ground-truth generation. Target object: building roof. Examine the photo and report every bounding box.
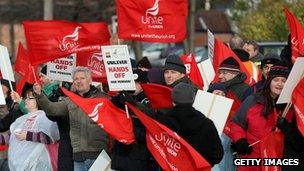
[195,10,233,33]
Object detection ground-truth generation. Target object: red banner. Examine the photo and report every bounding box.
[260,131,284,171]
[127,103,211,171]
[292,78,304,136]
[15,42,30,76]
[141,83,173,109]
[181,54,204,89]
[15,43,38,94]
[23,20,110,65]
[61,88,135,144]
[117,0,188,42]
[284,7,304,63]
[213,38,254,85]
[77,50,107,83]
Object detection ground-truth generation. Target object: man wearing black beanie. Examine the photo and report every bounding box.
[163,54,195,88]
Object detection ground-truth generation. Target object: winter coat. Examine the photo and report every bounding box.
[223,73,250,101]
[241,78,266,102]
[157,105,223,166]
[111,92,153,171]
[230,93,294,171]
[222,72,250,136]
[36,85,109,161]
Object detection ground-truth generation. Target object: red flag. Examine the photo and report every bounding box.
[141,83,173,109]
[213,38,255,85]
[292,77,304,136]
[14,42,29,76]
[117,0,188,42]
[284,7,304,63]
[23,20,110,65]
[181,54,204,89]
[127,103,211,171]
[15,43,38,94]
[260,131,284,171]
[61,88,135,144]
[77,50,107,83]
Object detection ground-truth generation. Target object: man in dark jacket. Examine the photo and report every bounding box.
[217,57,250,171]
[111,69,153,171]
[163,54,196,88]
[158,82,223,166]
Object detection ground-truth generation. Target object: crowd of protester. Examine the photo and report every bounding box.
[0,35,303,171]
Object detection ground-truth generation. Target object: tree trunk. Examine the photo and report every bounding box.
[132,41,142,61]
[44,0,53,20]
[186,0,196,54]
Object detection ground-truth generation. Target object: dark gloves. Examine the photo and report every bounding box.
[234,138,253,155]
[276,116,291,133]
[111,91,137,109]
[120,91,137,106]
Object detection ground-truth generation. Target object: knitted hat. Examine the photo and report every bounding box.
[137,56,152,69]
[40,65,47,75]
[267,61,290,80]
[172,82,196,105]
[219,57,240,72]
[207,83,227,93]
[133,69,149,83]
[164,54,186,74]
[261,53,280,69]
[233,49,250,62]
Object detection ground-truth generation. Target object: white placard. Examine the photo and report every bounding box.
[197,58,215,91]
[277,58,304,104]
[0,83,5,105]
[193,90,233,135]
[102,45,135,91]
[47,54,76,82]
[0,45,15,82]
[89,150,113,171]
[207,29,215,60]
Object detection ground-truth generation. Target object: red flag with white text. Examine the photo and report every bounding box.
[284,7,304,63]
[292,77,304,136]
[117,0,188,42]
[141,83,173,109]
[127,103,211,171]
[260,131,284,171]
[61,88,135,144]
[213,38,254,85]
[181,54,204,89]
[77,50,107,83]
[23,20,110,65]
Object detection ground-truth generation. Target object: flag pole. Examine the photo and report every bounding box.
[282,102,292,118]
[125,104,130,119]
[30,65,37,83]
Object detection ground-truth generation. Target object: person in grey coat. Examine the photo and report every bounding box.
[33,66,109,171]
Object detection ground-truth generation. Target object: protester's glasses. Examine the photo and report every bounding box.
[25,97,36,100]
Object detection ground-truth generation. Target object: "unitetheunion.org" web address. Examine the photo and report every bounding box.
[131,34,176,40]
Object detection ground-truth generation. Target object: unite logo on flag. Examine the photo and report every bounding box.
[151,132,181,157]
[141,0,164,29]
[59,26,82,51]
[87,52,104,76]
[88,102,104,128]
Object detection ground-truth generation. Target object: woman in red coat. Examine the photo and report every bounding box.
[230,62,293,171]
